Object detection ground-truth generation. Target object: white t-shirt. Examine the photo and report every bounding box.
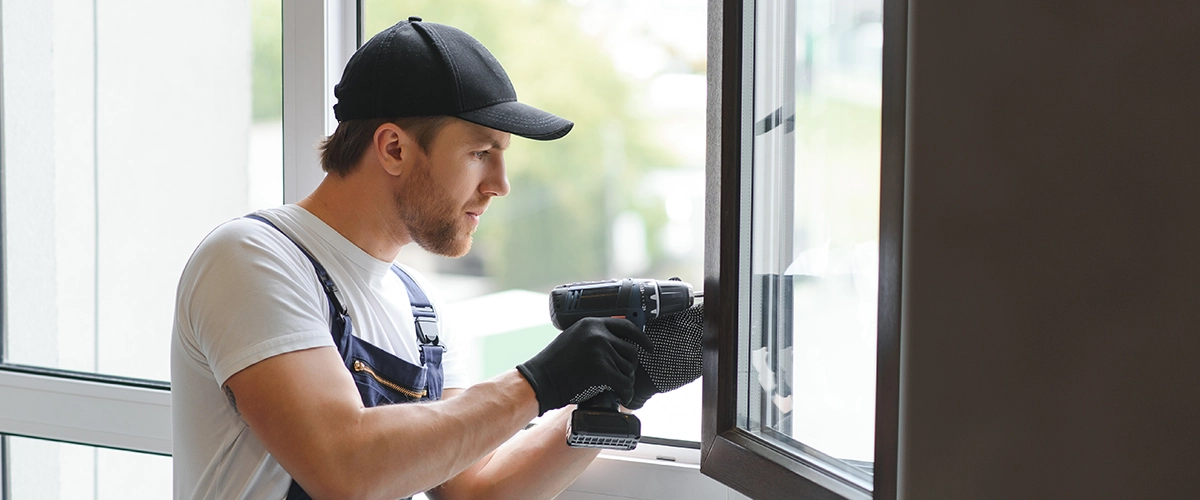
[171,205,467,500]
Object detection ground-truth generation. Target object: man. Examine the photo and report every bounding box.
[171,17,675,500]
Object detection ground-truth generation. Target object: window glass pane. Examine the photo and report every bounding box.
[740,0,881,482]
[5,435,170,500]
[361,0,707,442]
[0,0,283,380]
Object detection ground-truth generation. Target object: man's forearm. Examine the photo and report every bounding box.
[345,369,542,498]
[429,407,601,500]
[229,339,624,499]
[237,352,543,500]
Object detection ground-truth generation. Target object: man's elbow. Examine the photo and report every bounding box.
[284,438,383,500]
[287,439,427,500]
[288,462,369,500]
[294,470,399,500]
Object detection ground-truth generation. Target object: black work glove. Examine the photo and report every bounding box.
[517,317,653,416]
[626,303,704,410]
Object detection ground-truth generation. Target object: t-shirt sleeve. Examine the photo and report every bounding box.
[176,218,334,387]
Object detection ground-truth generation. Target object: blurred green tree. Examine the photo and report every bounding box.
[251,0,685,292]
[251,0,282,121]
[361,0,677,292]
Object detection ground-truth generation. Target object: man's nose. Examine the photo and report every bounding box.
[482,157,510,197]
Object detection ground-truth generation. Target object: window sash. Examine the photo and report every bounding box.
[699,0,906,498]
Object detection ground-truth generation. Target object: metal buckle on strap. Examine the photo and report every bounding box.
[415,317,440,345]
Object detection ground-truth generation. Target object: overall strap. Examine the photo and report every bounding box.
[244,214,347,318]
[390,264,440,346]
[248,214,427,500]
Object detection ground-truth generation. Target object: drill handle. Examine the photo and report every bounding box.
[577,390,623,412]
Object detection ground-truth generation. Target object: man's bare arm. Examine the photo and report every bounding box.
[427,390,601,500]
[223,346,539,500]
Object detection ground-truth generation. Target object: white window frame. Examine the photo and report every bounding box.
[0,369,171,456]
[0,1,734,497]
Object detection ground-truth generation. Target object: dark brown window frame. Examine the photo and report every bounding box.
[700,0,907,498]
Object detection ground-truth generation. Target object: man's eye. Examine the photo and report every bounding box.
[474,151,489,160]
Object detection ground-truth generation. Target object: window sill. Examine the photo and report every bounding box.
[562,444,746,500]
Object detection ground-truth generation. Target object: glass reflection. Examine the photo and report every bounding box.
[0,0,283,380]
[5,435,170,500]
[742,0,882,480]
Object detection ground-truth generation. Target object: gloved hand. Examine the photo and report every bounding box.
[517,317,652,416]
[626,303,704,410]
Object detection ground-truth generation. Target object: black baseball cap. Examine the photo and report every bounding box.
[332,16,573,141]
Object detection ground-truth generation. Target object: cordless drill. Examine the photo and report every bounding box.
[548,278,697,450]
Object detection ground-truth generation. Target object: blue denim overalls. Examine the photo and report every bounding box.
[245,215,443,500]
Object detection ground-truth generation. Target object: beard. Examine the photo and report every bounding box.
[394,160,477,258]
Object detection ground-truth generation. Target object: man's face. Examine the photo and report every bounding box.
[394,119,511,257]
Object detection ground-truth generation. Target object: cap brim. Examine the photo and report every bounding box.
[456,101,574,141]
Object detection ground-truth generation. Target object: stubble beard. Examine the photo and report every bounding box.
[395,161,474,258]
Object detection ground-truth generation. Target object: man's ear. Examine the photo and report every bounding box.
[372,123,415,177]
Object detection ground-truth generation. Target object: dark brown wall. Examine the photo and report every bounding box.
[900,1,1200,498]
